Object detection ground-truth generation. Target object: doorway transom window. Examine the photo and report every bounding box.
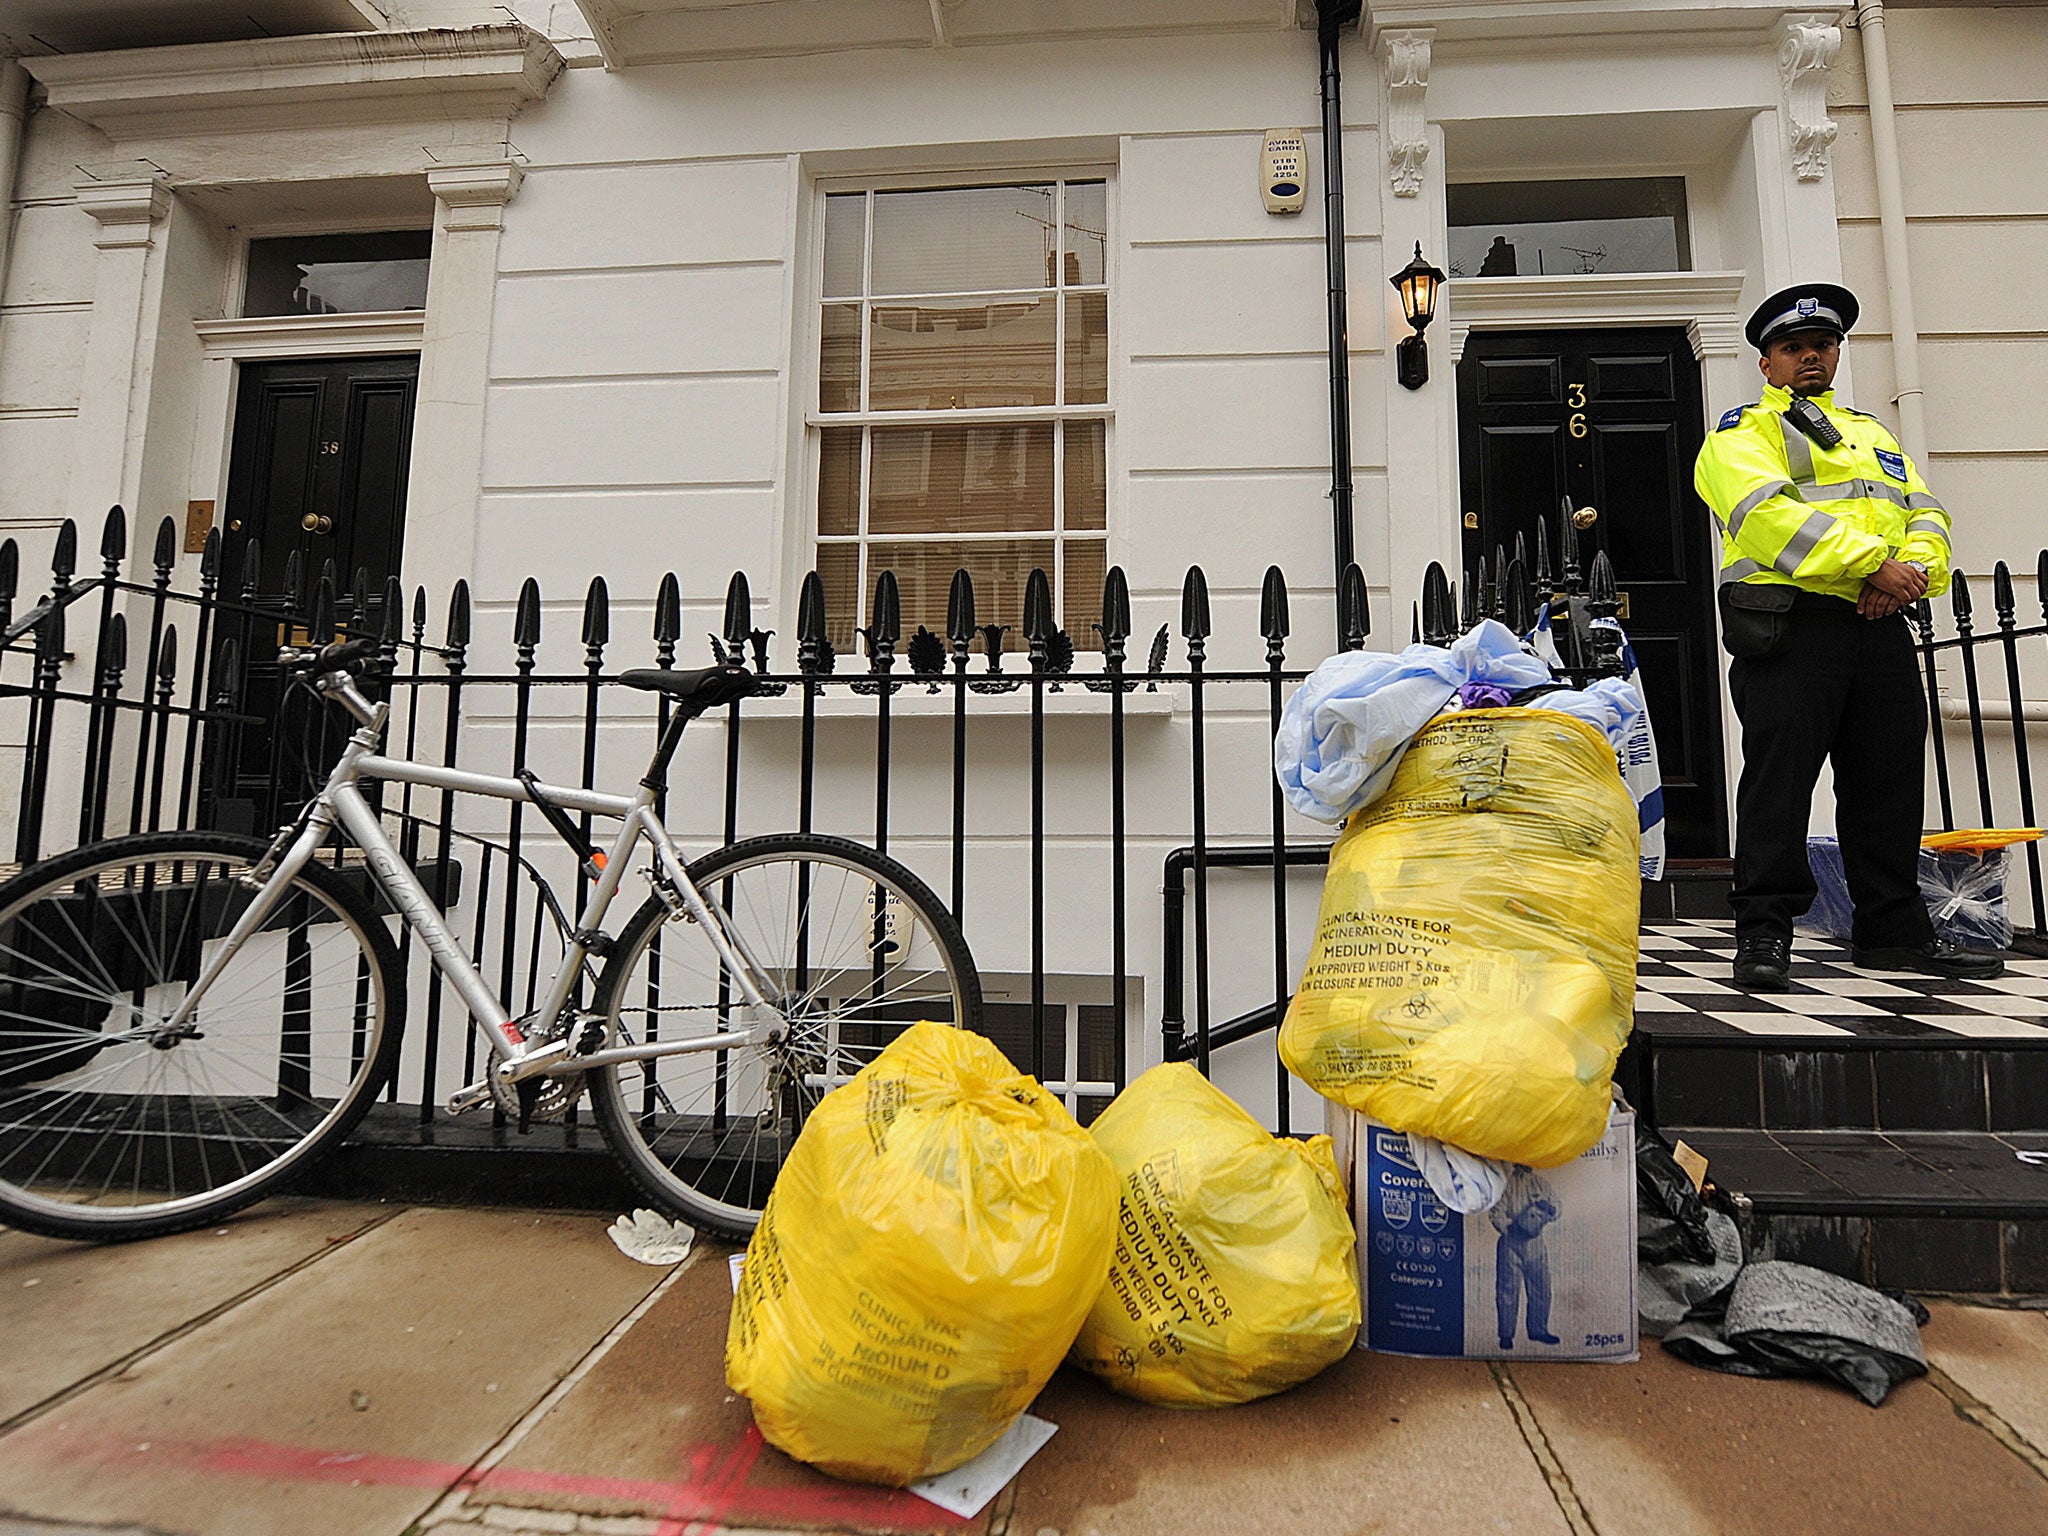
[1448,178,1690,280]
[812,179,1110,653]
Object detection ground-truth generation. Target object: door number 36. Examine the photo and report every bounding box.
[1567,382,1588,437]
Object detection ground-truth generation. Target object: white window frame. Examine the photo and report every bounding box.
[804,168,1116,647]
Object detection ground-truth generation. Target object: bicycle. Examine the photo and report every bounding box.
[0,637,980,1243]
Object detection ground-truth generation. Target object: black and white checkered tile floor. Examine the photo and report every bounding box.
[1635,920,2048,1039]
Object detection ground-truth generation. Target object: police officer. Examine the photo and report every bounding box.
[1694,283,2003,991]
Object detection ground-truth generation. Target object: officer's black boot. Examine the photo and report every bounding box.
[1733,934,1793,992]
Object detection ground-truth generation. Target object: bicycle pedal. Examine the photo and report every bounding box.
[446,1081,494,1115]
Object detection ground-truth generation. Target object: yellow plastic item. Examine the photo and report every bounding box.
[1279,708,1640,1168]
[1920,827,2044,854]
[1069,1064,1360,1407]
[725,1021,1117,1486]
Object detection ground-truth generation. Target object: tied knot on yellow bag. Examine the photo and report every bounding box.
[725,1021,1116,1486]
[1280,709,1641,1168]
[1069,1064,1360,1407]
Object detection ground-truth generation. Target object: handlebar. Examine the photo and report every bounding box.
[278,636,381,676]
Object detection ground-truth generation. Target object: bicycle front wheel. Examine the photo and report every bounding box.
[0,831,403,1242]
[588,833,980,1239]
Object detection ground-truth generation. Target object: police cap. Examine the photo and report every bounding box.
[1745,282,1860,351]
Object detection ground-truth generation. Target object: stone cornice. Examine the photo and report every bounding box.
[194,311,427,359]
[1446,272,1751,362]
[27,25,564,140]
[1369,0,1814,45]
[427,162,526,232]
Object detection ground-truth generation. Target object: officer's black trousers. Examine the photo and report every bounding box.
[1728,593,1935,949]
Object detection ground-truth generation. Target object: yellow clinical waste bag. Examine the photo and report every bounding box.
[725,1021,1117,1486]
[1279,708,1640,1168]
[1069,1064,1359,1407]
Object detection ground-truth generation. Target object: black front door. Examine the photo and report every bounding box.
[216,354,418,829]
[1456,327,1728,858]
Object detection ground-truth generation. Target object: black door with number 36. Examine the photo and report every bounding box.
[1456,327,1727,858]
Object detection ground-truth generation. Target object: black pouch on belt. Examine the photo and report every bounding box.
[1717,582,1797,660]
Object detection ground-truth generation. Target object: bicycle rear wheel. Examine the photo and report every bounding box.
[0,831,403,1242]
[587,833,980,1239]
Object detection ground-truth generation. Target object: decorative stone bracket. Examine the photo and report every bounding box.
[74,173,171,249]
[1779,12,1843,182]
[427,161,526,233]
[1382,29,1432,198]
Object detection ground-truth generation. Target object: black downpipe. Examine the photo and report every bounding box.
[1318,1,1363,637]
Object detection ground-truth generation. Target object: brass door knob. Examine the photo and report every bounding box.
[1571,505,1598,529]
[301,513,333,534]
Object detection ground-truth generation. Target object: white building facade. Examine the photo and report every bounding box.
[2,0,2042,1117]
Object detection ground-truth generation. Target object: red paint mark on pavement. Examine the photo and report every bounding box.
[16,1425,968,1531]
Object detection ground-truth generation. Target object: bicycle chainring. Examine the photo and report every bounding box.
[487,1063,584,1122]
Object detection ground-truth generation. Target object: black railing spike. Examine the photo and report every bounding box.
[797,569,827,672]
[349,566,369,635]
[381,575,405,644]
[1476,553,1490,619]
[1101,566,1132,646]
[869,569,901,654]
[104,609,128,673]
[411,584,428,638]
[100,505,127,568]
[1952,568,1974,622]
[1260,565,1290,647]
[1023,567,1052,643]
[1180,566,1211,643]
[723,571,752,649]
[152,516,177,575]
[157,623,178,685]
[1588,548,1618,606]
[200,525,220,580]
[1514,530,1528,576]
[1559,497,1583,593]
[582,575,610,649]
[212,635,243,709]
[1420,561,1454,647]
[1458,571,1476,632]
[1411,602,1421,644]
[1491,544,1508,619]
[1339,562,1369,650]
[1504,557,1531,634]
[1994,561,2016,624]
[445,580,472,651]
[2038,549,2048,623]
[515,576,543,648]
[52,519,77,586]
[309,572,335,644]
[947,567,976,646]
[281,548,303,615]
[240,536,263,602]
[654,572,680,645]
[0,539,15,625]
[1534,516,1552,587]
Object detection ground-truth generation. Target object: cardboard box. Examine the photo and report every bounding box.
[1332,1105,1638,1362]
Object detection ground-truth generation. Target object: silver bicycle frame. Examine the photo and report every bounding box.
[166,668,789,1088]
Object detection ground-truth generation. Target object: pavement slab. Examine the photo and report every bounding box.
[0,1198,388,1426]
[0,1206,666,1536]
[1507,1337,2048,1536]
[1922,1302,2048,1459]
[1001,1352,1573,1536]
[477,1244,967,1536]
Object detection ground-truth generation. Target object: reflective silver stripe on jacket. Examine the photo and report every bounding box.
[1906,492,1946,513]
[1727,479,1794,536]
[1720,558,1764,585]
[1778,413,1817,486]
[1774,510,1838,576]
[1906,518,1952,549]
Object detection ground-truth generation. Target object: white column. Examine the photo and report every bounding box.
[407,160,523,603]
[1377,29,1459,631]
[67,172,172,538]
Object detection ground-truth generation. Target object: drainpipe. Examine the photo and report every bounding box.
[1316,0,1363,616]
[0,60,29,304]
[1852,1,1928,462]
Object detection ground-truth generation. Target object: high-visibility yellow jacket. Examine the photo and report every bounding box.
[1693,383,1952,601]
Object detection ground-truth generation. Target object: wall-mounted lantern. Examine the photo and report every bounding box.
[1390,243,1446,389]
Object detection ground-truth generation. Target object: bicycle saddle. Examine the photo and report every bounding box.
[617,663,759,713]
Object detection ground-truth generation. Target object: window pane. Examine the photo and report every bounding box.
[816,542,861,655]
[869,423,1054,535]
[243,231,431,317]
[819,427,861,536]
[1447,177,1689,278]
[819,303,861,412]
[1064,420,1105,531]
[870,299,1055,411]
[871,185,1057,294]
[822,193,866,298]
[865,539,1055,653]
[1064,182,1107,286]
[1064,292,1108,405]
[1063,539,1106,645]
